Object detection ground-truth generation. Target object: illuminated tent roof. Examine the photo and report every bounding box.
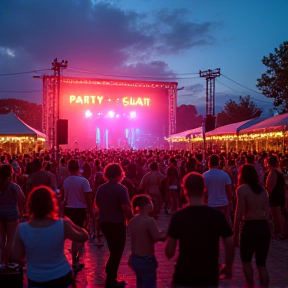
[166,126,202,141]
[0,112,46,138]
[166,129,193,141]
[206,117,268,136]
[185,126,203,137]
[240,113,288,134]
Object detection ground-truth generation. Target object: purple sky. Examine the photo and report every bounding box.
[0,0,287,115]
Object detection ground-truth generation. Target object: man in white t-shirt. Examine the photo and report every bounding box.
[64,159,93,271]
[203,155,233,225]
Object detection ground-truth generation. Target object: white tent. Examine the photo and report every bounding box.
[166,126,202,142]
[0,112,46,154]
[206,117,269,137]
[0,112,45,138]
[239,113,288,134]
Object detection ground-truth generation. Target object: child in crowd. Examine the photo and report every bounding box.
[128,194,167,288]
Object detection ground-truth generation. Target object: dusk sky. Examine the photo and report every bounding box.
[0,0,287,115]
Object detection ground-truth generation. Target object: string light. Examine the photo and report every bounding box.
[168,131,285,143]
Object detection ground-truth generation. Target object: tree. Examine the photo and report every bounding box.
[176,104,202,132]
[0,99,42,131]
[257,41,288,111]
[216,95,263,127]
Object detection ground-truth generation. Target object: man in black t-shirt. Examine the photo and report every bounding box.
[165,172,234,287]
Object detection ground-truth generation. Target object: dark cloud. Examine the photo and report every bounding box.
[0,1,219,67]
[0,0,220,103]
[185,83,205,93]
[149,9,219,53]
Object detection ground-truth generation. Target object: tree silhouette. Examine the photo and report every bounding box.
[257,41,288,112]
[176,104,202,132]
[216,95,262,127]
[0,99,42,131]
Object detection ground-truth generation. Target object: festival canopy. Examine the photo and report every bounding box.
[166,126,202,142]
[0,112,46,138]
[185,126,203,137]
[239,113,288,134]
[206,117,269,137]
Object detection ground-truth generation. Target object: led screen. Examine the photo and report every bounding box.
[60,78,173,149]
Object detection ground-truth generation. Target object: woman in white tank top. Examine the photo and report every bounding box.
[12,185,88,288]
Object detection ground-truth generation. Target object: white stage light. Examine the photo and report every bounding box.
[130,111,136,119]
[85,110,92,118]
[107,111,115,118]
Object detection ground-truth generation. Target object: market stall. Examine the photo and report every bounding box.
[0,112,46,155]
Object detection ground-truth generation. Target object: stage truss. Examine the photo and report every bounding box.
[42,76,177,149]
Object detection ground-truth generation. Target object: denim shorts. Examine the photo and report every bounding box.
[129,254,158,288]
[0,209,19,222]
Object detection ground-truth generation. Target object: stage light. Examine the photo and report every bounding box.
[96,127,100,145]
[98,112,101,116]
[136,129,139,132]
[105,129,109,149]
[85,110,92,118]
[108,98,111,102]
[116,114,120,118]
[107,111,115,118]
[130,111,136,119]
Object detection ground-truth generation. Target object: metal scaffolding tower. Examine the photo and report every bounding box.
[199,68,220,117]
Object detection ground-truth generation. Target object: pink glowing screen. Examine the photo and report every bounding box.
[59,78,175,149]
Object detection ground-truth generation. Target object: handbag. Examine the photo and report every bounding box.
[0,266,23,288]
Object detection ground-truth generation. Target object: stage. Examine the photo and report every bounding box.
[42,77,177,150]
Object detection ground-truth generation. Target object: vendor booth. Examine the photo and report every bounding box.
[0,112,46,155]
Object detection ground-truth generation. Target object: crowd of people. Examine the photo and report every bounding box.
[0,148,288,288]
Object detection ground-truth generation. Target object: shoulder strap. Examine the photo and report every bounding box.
[59,218,65,233]
[19,222,28,241]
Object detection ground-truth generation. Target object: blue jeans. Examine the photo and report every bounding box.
[130,254,158,288]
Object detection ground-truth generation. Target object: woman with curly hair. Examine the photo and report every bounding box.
[95,163,132,288]
[12,186,88,288]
